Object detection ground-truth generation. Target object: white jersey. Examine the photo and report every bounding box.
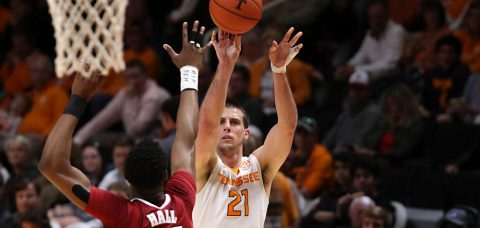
[193,154,269,228]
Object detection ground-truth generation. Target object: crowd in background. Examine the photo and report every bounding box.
[0,0,480,227]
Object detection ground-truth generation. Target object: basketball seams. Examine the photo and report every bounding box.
[212,0,260,21]
[249,0,261,9]
[210,7,245,33]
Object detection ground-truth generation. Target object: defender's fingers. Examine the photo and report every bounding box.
[163,44,178,58]
[289,31,303,46]
[281,27,294,44]
[196,26,206,47]
[190,20,199,44]
[200,41,213,53]
[182,22,189,46]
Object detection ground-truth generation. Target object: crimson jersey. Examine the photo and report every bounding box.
[85,170,195,228]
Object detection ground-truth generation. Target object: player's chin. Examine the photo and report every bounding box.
[218,143,234,150]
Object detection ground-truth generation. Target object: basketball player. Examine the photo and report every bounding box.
[38,21,211,227]
[193,27,303,227]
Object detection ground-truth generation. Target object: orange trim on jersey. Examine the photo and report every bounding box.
[229,167,240,175]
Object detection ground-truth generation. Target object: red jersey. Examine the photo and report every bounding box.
[85,170,195,228]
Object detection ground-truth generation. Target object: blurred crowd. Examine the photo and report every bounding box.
[0,0,480,227]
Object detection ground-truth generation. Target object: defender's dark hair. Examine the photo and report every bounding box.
[225,103,250,128]
[125,59,148,73]
[124,139,168,189]
[161,96,180,122]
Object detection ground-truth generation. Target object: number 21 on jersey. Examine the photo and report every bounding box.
[227,189,249,216]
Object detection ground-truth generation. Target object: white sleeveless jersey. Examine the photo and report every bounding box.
[193,154,269,228]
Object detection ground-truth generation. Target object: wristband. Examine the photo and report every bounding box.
[271,64,287,74]
[270,45,301,74]
[64,95,87,118]
[180,65,199,91]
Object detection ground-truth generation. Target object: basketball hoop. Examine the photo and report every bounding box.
[47,0,128,78]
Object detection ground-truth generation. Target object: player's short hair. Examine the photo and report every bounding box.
[124,139,168,189]
[225,103,250,128]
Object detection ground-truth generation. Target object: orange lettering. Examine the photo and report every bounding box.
[253,172,260,181]
[236,177,243,186]
[243,175,249,184]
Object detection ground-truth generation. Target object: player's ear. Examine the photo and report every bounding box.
[244,128,250,140]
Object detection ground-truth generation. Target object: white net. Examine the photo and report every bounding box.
[47,0,128,78]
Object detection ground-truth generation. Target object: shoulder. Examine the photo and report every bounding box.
[387,21,406,35]
[166,170,196,191]
[146,80,170,100]
[312,144,331,157]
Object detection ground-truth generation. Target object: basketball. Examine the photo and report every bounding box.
[209,0,262,34]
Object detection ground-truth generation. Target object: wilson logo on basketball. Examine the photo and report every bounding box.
[236,0,247,10]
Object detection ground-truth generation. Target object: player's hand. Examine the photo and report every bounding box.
[269,27,303,68]
[164,20,212,69]
[71,64,101,101]
[211,29,241,67]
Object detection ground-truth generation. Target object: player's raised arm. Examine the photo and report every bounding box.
[195,30,241,185]
[163,21,211,174]
[253,27,302,184]
[38,72,101,210]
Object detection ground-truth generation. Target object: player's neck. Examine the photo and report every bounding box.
[218,149,243,168]
[131,186,165,205]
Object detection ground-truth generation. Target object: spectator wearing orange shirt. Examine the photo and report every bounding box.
[18,54,68,141]
[400,0,451,71]
[288,117,334,199]
[124,21,161,81]
[0,30,37,96]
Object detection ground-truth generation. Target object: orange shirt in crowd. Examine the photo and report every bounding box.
[292,144,334,196]
[18,83,68,136]
[249,58,312,105]
[454,30,480,73]
[270,172,300,228]
[0,61,32,95]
